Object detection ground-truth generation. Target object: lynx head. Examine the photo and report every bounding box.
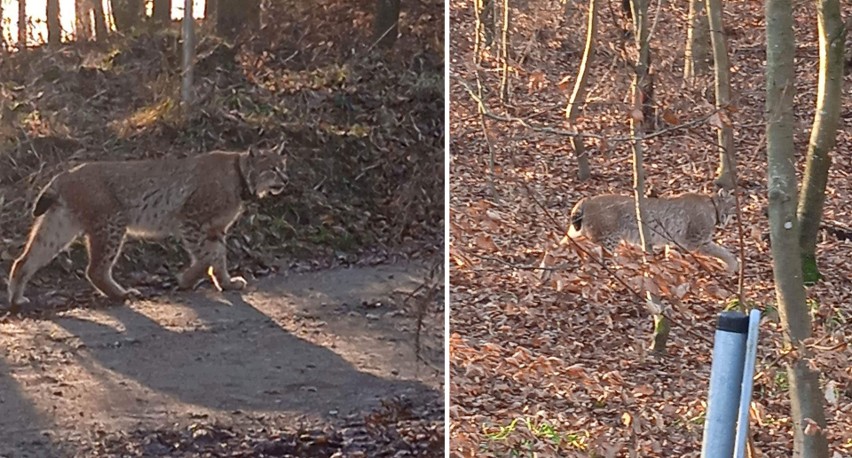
[712,187,736,226]
[240,144,289,199]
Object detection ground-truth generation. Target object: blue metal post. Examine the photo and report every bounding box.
[700,311,749,458]
[733,309,761,457]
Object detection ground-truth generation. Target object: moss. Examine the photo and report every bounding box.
[650,314,670,355]
[801,253,822,286]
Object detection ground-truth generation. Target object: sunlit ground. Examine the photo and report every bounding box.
[0,0,206,46]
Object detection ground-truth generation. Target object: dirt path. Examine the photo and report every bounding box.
[0,262,444,457]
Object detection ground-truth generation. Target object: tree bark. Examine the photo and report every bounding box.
[683,0,710,83]
[473,0,483,62]
[473,0,496,60]
[796,0,845,284]
[111,0,144,32]
[482,0,495,46]
[181,0,195,114]
[152,0,171,25]
[565,0,598,182]
[630,0,653,130]
[373,0,400,49]
[765,0,830,455]
[706,0,736,189]
[498,0,510,103]
[629,0,668,353]
[47,0,61,46]
[18,0,27,47]
[204,0,218,23]
[93,0,108,40]
[216,0,259,41]
[0,0,5,50]
[75,0,93,41]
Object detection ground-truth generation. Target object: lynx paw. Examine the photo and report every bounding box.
[222,276,247,291]
[107,288,142,301]
[10,296,31,306]
[4,296,27,314]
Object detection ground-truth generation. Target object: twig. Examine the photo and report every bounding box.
[455,74,722,142]
[406,257,443,372]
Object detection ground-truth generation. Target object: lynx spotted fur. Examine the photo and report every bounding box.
[567,191,738,273]
[6,147,288,309]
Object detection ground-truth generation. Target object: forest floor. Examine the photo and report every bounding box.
[0,262,443,457]
[0,0,444,456]
[450,0,851,456]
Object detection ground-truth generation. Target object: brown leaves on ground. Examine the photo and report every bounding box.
[449,0,852,456]
[83,394,444,457]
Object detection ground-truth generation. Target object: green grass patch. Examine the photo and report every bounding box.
[480,417,589,456]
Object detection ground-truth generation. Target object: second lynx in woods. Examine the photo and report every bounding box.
[6,147,288,309]
[568,190,739,273]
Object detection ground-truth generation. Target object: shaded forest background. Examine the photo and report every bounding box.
[0,0,444,306]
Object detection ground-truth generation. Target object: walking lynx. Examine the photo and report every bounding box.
[6,147,288,309]
[567,190,739,273]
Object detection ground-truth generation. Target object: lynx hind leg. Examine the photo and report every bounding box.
[84,224,139,301]
[179,228,245,292]
[697,242,739,274]
[8,207,82,307]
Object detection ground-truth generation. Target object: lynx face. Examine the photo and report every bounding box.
[6,147,290,310]
[568,190,738,273]
[242,146,288,198]
[711,188,736,227]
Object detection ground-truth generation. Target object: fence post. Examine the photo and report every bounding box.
[733,309,761,457]
[700,310,749,457]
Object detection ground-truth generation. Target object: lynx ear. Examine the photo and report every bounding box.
[713,186,732,200]
[248,146,258,157]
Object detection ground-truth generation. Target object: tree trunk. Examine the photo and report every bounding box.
[204,0,217,22]
[473,0,483,62]
[796,0,844,285]
[75,0,93,41]
[373,0,400,49]
[473,0,496,60]
[683,0,710,83]
[629,0,668,354]
[216,0,259,41]
[17,0,27,47]
[630,0,653,130]
[498,0,510,103]
[181,0,195,114]
[152,0,171,25]
[111,0,144,32]
[706,0,736,189]
[0,1,5,50]
[47,0,61,46]
[482,0,495,46]
[765,0,829,455]
[565,0,598,182]
[93,0,108,40]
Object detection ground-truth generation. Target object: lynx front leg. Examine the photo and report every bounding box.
[84,224,140,301]
[179,229,246,291]
[7,207,82,307]
[698,242,739,274]
[210,240,248,291]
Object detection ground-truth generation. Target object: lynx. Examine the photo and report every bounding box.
[567,190,739,273]
[6,147,288,309]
